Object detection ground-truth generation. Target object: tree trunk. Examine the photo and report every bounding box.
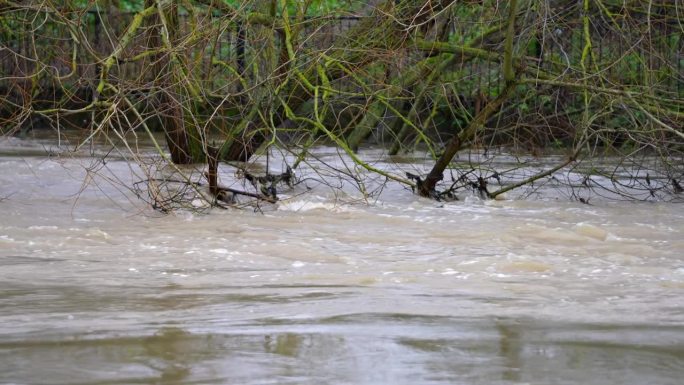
[148,0,204,164]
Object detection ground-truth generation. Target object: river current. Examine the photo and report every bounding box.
[1,138,683,384]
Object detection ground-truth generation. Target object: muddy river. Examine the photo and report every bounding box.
[1,138,683,384]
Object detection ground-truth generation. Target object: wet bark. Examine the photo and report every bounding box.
[418,83,516,197]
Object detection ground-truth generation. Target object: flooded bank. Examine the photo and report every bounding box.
[0,141,683,384]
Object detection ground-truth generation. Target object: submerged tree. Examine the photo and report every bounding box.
[1,0,682,210]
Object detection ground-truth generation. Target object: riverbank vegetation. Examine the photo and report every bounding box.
[1,0,682,211]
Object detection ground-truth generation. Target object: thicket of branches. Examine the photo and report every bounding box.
[1,0,682,210]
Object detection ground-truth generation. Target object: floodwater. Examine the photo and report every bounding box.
[1,138,683,385]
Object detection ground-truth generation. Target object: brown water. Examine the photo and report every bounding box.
[1,140,683,384]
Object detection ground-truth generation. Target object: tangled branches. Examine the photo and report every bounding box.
[1,0,682,212]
